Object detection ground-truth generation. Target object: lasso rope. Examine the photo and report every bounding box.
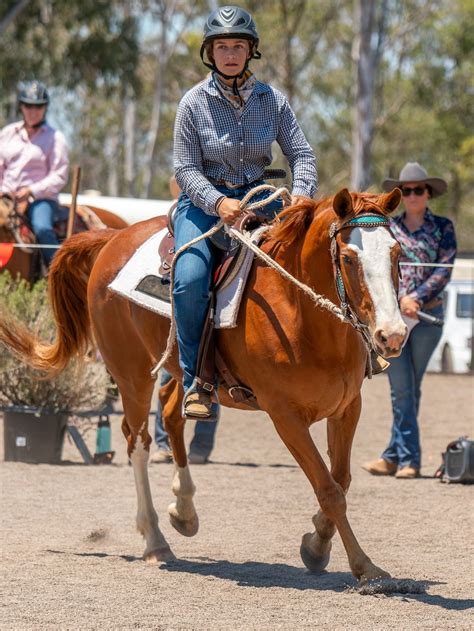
[151,185,353,377]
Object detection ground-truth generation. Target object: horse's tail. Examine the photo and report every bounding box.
[0,229,116,375]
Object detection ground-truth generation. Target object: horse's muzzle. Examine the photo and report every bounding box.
[373,324,408,358]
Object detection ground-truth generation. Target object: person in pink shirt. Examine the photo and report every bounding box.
[0,80,69,266]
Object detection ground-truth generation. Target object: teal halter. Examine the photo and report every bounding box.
[329,213,392,317]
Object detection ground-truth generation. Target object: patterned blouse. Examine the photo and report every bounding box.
[390,208,457,305]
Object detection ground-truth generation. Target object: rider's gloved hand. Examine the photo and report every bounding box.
[216,197,241,225]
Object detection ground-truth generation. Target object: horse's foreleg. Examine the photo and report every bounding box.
[121,384,175,563]
[271,409,390,583]
[160,378,199,537]
[301,396,360,573]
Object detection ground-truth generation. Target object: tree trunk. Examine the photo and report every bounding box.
[106,135,119,197]
[123,93,137,197]
[141,13,169,198]
[351,0,386,191]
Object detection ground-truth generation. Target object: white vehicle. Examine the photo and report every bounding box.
[427,272,474,374]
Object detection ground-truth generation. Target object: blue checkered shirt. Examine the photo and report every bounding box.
[173,74,317,215]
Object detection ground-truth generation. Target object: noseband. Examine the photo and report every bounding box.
[329,213,392,348]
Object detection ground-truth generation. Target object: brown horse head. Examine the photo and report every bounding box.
[0,194,15,228]
[332,188,406,357]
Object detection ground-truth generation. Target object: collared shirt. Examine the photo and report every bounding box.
[173,73,317,215]
[391,208,457,305]
[0,120,69,200]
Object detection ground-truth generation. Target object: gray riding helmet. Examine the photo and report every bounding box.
[200,5,261,78]
[17,80,49,106]
[203,5,259,47]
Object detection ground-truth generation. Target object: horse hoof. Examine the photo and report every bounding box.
[300,538,332,573]
[358,565,391,585]
[143,545,175,564]
[168,505,199,537]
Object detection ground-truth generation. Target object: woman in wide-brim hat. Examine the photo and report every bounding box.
[363,161,457,480]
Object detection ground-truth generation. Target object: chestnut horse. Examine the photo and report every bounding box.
[0,195,128,281]
[0,189,407,583]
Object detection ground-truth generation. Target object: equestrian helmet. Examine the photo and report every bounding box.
[203,6,259,48]
[17,80,49,106]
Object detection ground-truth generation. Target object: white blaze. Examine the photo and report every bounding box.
[347,227,403,332]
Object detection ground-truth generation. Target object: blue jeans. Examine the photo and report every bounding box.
[381,307,443,468]
[173,182,283,393]
[27,199,67,266]
[155,369,218,456]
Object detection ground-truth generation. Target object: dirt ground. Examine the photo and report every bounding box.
[1,373,473,630]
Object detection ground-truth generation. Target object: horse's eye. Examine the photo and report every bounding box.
[342,255,352,265]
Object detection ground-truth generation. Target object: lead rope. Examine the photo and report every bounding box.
[151,185,368,377]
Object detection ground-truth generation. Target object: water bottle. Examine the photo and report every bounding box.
[95,415,111,454]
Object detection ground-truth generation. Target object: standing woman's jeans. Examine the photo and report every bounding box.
[381,307,443,469]
[173,181,283,394]
[27,199,63,267]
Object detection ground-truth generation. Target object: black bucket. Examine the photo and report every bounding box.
[3,408,68,464]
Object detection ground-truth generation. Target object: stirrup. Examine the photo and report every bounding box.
[182,386,220,421]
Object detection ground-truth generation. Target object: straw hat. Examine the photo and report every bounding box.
[382,162,447,198]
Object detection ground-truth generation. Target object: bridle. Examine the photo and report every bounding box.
[329,212,393,350]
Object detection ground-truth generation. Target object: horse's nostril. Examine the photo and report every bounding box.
[375,329,388,346]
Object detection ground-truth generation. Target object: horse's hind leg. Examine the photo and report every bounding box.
[270,403,390,583]
[160,377,199,537]
[120,380,175,563]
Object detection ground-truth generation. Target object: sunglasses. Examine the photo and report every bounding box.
[401,186,427,197]
[21,103,45,109]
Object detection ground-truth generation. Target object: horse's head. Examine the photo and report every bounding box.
[332,188,407,357]
[0,194,15,228]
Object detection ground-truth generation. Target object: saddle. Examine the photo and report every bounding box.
[158,206,275,412]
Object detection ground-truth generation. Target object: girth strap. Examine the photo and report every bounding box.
[215,350,260,410]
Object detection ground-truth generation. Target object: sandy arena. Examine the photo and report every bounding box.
[1,373,473,629]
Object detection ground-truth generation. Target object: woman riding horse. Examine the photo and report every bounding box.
[0,80,69,268]
[173,5,316,419]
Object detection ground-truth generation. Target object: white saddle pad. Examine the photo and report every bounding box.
[108,226,268,329]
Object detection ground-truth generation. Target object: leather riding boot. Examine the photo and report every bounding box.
[183,390,214,419]
[395,466,420,479]
[362,458,397,476]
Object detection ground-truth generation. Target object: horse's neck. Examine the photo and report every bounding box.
[268,209,338,305]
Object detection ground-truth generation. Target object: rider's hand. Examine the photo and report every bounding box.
[16,187,32,205]
[400,296,421,319]
[217,197,241,225]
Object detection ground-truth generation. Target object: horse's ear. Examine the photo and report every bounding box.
[382,188,402,214]
[333,188,353,220]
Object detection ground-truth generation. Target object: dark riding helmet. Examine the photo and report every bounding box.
[200,5,261,82]
[17,80,49,106]
[203,5,259,48]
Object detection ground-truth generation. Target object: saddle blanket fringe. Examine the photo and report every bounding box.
[108,226,268,329]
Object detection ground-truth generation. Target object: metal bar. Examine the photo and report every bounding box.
[66,425,94,464]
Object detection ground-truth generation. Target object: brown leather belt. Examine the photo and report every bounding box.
[423,297,443,309]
